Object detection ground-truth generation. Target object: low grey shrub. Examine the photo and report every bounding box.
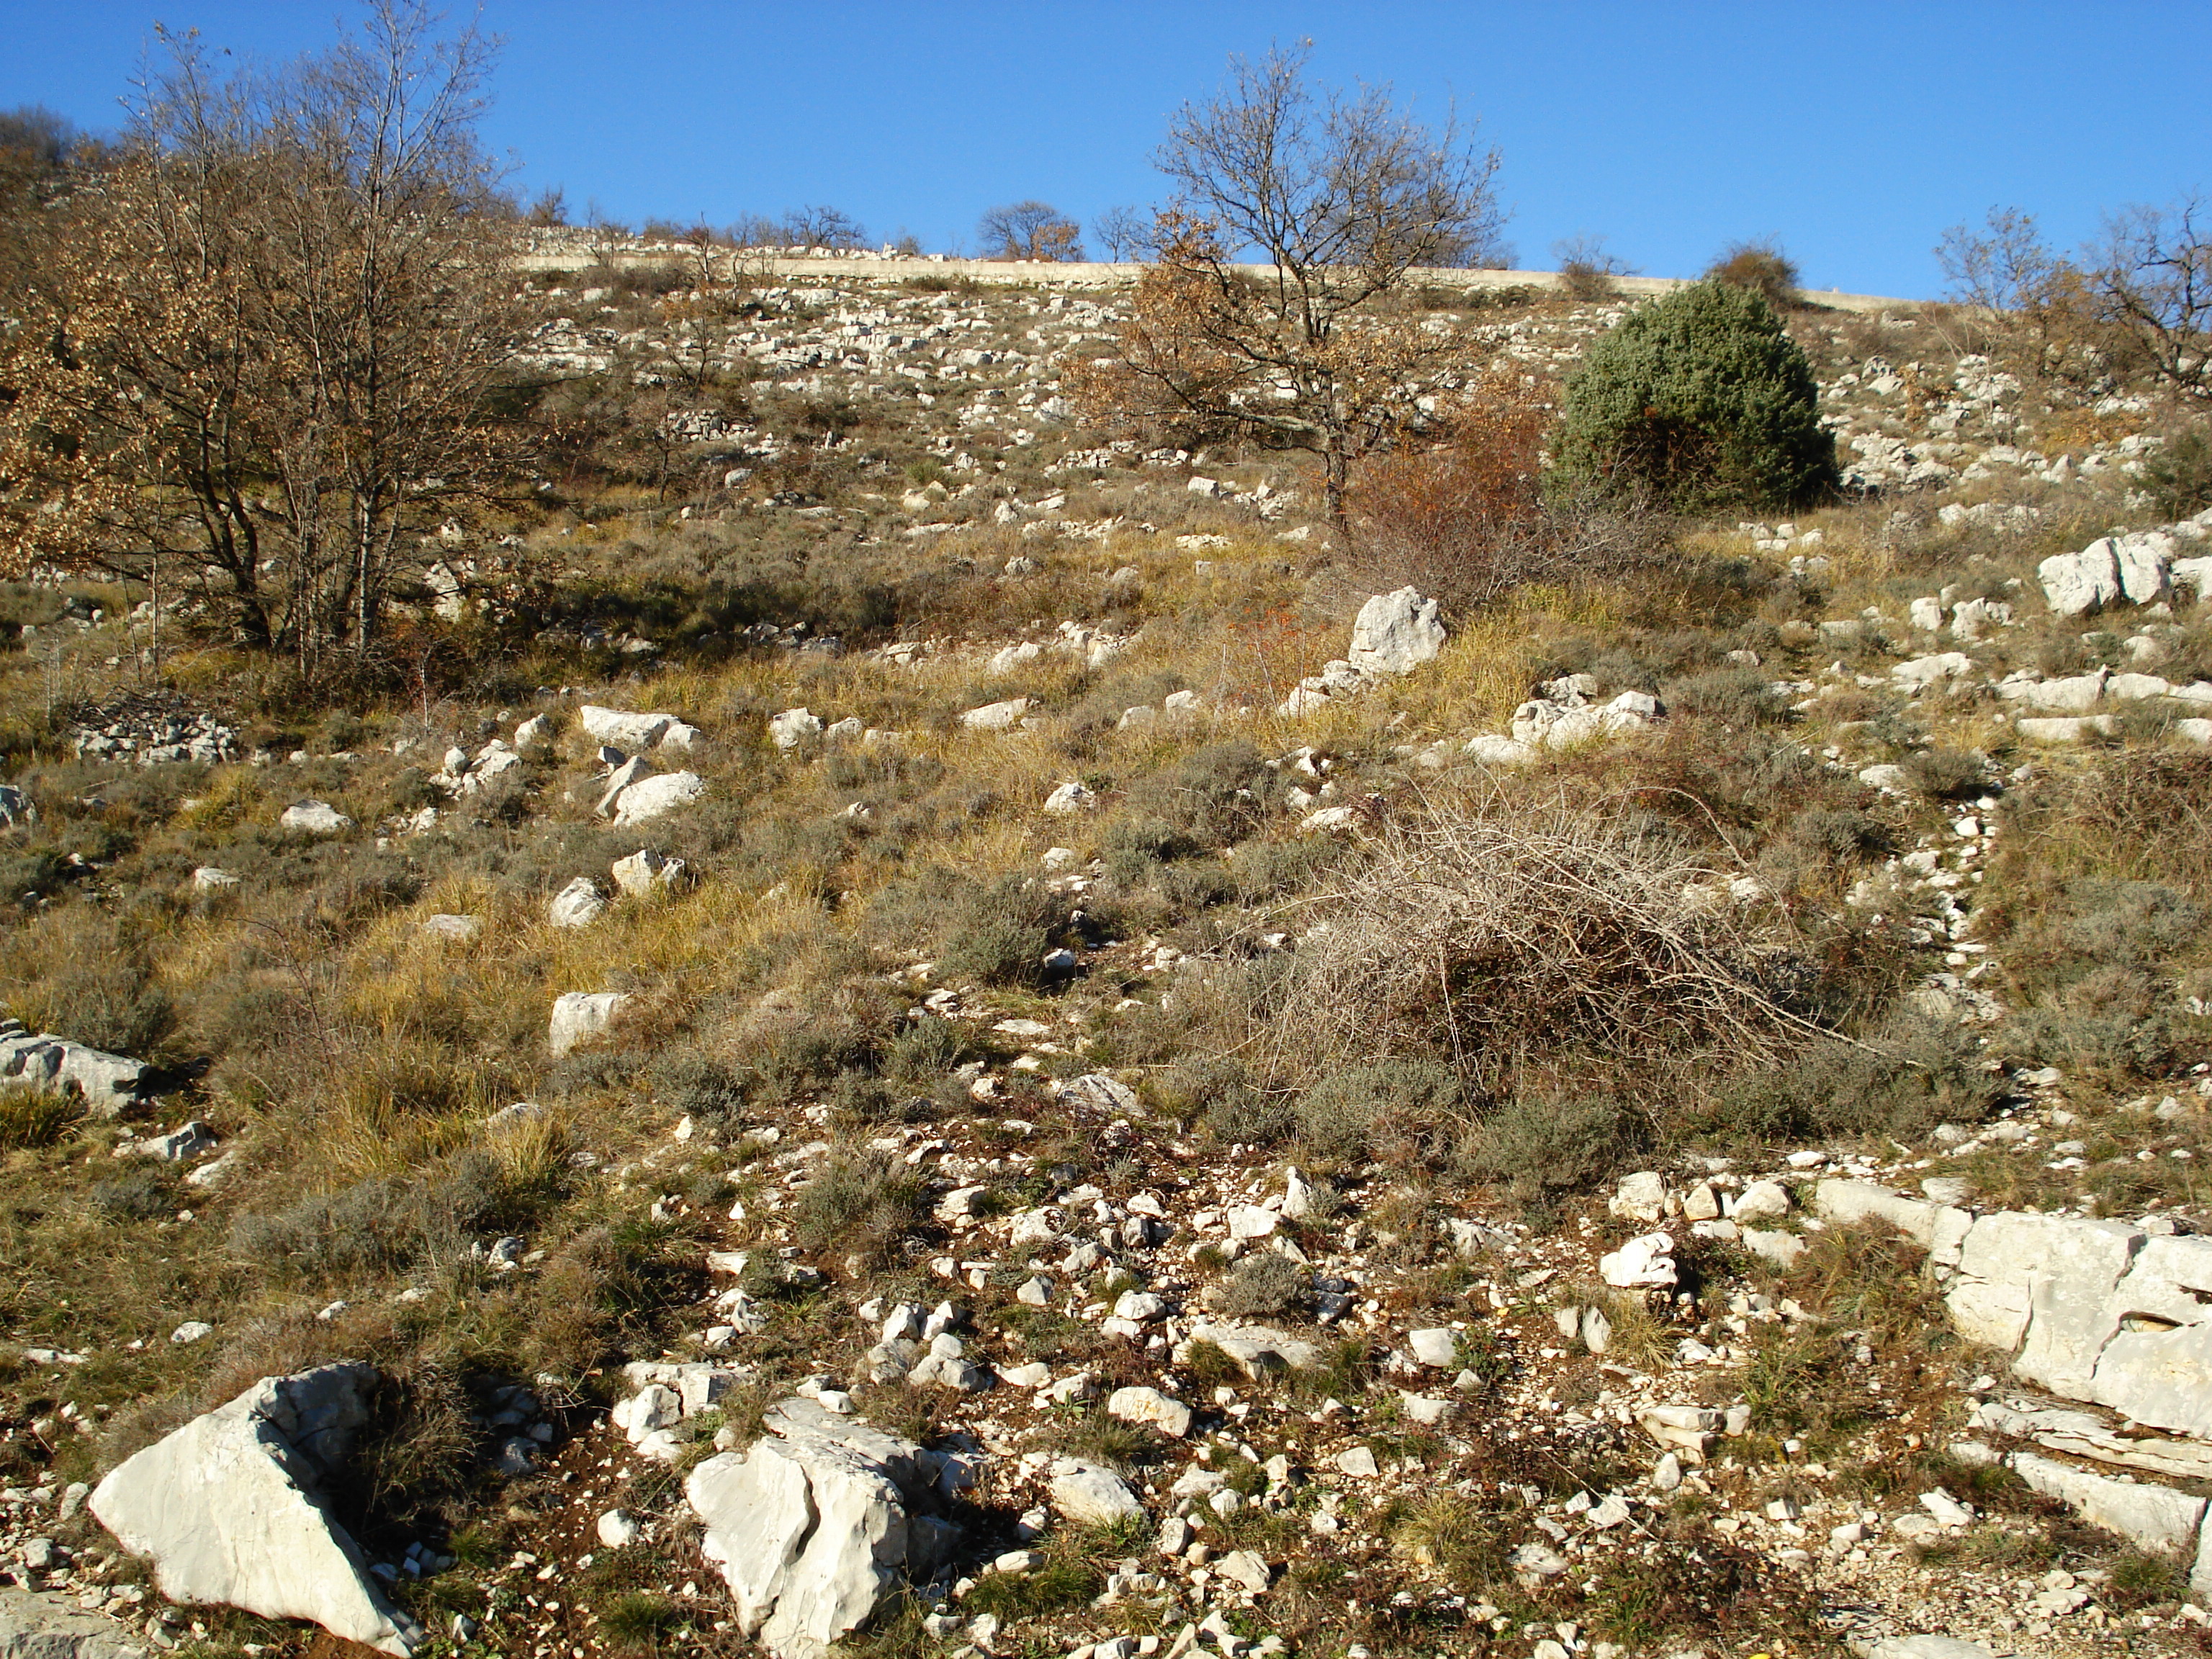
[1295,1058,1461,1159]
[1707,1016,2002,1142]
[1211,1251,1307,1318]
[1465,1092,1640,1200]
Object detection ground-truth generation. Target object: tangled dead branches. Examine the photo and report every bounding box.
[1264,783,1815,1102]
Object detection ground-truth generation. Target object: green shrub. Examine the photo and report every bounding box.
[1551,279,1836,512]
[1903,747,1988,801]
[0,1090,77,1151]
[230,1155,542,1281]
[1788,807,1892,865]
[1151,1054,1292,1144]
[93,1166,181,1221]
[598,1593,686,1651]
[931,873,1067,988]
[1119,740,1272,847]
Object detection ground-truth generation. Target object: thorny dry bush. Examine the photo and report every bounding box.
[1253,784,1817,1108]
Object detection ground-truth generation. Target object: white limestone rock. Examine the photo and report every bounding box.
[595,755,652,817]
[1106,1385,1193,1439]
[1042,781,1095,814]
[2090,1234,2212,1436]
[1056,1074,1139,1115]
[89,1364,418,1655]
[2039,537,2125,616]
[0,1583,157,1659]
[1346,588,1445,675]
[1047,1459,1143,1526]
[1406,1328,1458,1368]
[1609,1172,1669,1223]
[611,771,706,827]
[1175,1323,1321,1380]
[2008,1449,2205,1553]
[1600,1232,1676,1289]
[769,709,824,750]
[577,706,674,750]
[547,876,605,929]
[549,991,632,1058]
[959,697,1033,731]
[2116,530,2176,604]
[279,801,353,836]
[686,1399,952,1659]
[611,848,690,897]
[0,1019,148,1114]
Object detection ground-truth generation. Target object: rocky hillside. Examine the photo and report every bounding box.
[4,256,2212,1659]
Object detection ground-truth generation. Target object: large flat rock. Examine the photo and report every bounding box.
[89,1364,417,1655]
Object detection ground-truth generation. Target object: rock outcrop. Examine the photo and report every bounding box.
[0,1589,147,1659]
[89,1364,418,1655]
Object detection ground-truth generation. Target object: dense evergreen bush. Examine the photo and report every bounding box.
[1551,279,1836,512]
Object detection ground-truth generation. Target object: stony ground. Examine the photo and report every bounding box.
[3,253,2212,1659]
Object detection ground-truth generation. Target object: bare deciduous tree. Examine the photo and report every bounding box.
[1938,197,2211,401]
[0,2,528,669]
[1074,45,1505,534]
[1091,203,1151,263]
[781,204,869,251]
[2092,194,2212,400]
[976,200,1084,262]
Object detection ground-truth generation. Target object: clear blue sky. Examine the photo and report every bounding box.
[8,1,2208,299]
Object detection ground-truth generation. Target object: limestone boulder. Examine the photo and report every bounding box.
[1106,1385,1193,1438]
[0,1587,150,1659]
[549,992,632,1057]
[2116,530,2176,604]
[0,1019,148,1115]
[1048,1458,1143,1525]
[2008,1449,2205,1553]
[611,848,691,897]
[1600,1232,1676,1289]
[1347,588,1445,675]
[611,772,706,827]
[89,1364,418,1655]
[279,801,353,836]
[2039,538,2125,616]
[1176,1323,1320,1381]
[959,697,1032,731]
[548,877,605,929]
[595,756,652,817]
[2090,1235,2212,1436]
[769,709,824,750]
[686,1398,956,1659]
[1056,1074,1139,1115]
[577,706,674,751]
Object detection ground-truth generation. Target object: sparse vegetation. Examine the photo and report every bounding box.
[1,27,2208,1659]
